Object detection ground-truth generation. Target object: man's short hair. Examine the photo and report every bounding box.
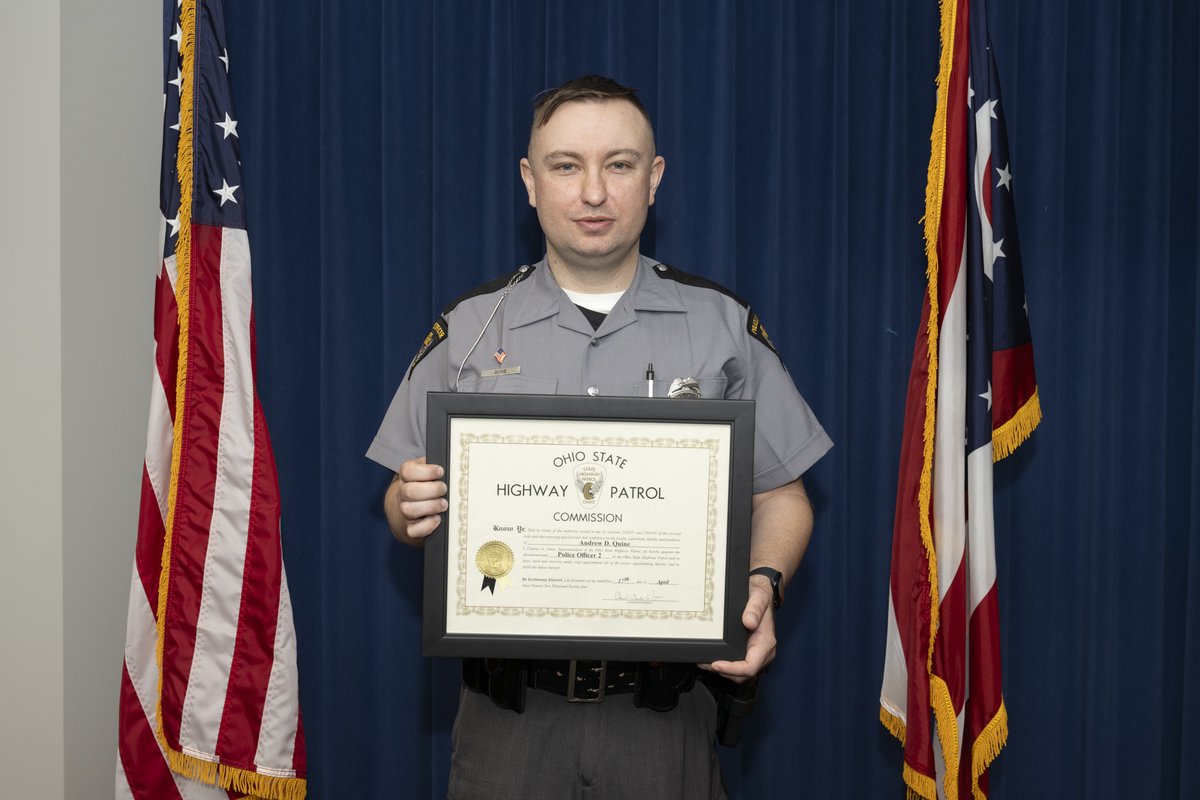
[530,75,654,137]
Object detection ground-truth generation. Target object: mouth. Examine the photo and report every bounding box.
[575,216,614,233]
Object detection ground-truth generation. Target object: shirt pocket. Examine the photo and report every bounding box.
[631,376,729,399]
[457,374,559,395]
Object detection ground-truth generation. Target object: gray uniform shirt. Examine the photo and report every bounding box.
[367,255,832,493]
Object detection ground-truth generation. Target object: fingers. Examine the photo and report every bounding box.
[386,457,449,545]
[742,582,773,631]
[703,589,777,683]
[399,456,445,485]
[404,512,443,540]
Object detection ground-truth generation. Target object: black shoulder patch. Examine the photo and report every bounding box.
[746,309,779,356]
[408,314,449,378]
[443,264,537,316]
[648,262,750,309]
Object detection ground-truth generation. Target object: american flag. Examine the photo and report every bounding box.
[116,2,307,798]
[879,0,1041,798]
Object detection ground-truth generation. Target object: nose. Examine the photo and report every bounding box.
[580,169,607,207]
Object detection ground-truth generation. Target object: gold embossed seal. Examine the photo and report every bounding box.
[476,540,514,594]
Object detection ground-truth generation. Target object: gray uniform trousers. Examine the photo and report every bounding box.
[447,683,726,800]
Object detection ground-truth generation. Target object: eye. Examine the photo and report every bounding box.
[555,163,578,173]
[609,161,630,171]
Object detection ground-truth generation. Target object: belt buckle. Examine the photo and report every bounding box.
[566,660,606,703]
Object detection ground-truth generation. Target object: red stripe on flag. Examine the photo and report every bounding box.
[154,263,180,418]
[991,342,1036,427]
[935,1,971,323]
[118,665,185,800]
[136,465,167,612]
[933,559,969,714]
[215,398,284,767]
[160,222,227,748]
[888,299,938,780]
[966,582,1004,795]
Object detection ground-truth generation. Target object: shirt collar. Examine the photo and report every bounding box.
[505,255,687,332]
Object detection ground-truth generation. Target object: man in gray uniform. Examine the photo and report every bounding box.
[368,75,832,799]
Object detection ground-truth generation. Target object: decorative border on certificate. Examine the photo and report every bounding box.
[423,393,755,662]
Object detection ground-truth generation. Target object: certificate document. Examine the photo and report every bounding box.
[423,393,754,661]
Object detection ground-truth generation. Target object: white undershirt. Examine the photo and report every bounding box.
[562,289,625,314]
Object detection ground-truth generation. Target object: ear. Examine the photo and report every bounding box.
[519,158,537,208]
[647,156,665,206]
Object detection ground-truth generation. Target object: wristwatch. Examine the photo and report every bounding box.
[748,566,784,609]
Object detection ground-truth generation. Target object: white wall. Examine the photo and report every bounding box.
[1,1,65,796]
[1,0,159,796]
[60,0,161,797]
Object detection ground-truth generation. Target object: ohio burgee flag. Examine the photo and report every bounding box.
[116,1,307,798]
[879,0,1041,798]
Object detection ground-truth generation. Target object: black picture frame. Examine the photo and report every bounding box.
[423,391,755,662]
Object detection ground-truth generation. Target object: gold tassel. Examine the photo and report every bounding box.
[930,675,963,800]
[993,391,1042,462]
[903,761,940,800]
[880,707,908,744]
[970,701,1009,800]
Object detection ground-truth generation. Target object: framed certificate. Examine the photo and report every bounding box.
[423,392,755,662]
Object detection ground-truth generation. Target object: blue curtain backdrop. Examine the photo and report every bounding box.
[218,1,1199,797]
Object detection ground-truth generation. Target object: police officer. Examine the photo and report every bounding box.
[368,75,832,799]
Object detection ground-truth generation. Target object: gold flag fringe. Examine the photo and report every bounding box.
[918,0,959,677]
[970,700,1009,800]
[903,763,939,800]
[880,710,939,800]
[152,2,305,797]
[879,706,907,744]
[992,390,1042,462]
[930,674,962,800]
[155,0,197,775]
[167,750,308,800]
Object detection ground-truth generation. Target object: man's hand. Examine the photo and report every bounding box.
[384,457,448,547]
[702,580,777,683]
[700,477,812,683]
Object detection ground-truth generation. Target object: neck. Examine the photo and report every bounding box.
[545,250,640,293]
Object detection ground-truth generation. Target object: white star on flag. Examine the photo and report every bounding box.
[212,179,239,206]
[996,163,1012,190]
[992,238,1006,269]
[215,112,238,139]
[219,48,230,72]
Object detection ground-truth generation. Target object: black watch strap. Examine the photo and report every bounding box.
[748,566,784,609]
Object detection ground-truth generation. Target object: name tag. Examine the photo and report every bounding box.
[480,366,522,378]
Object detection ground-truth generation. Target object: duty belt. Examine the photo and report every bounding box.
[530,660,638,702]
[462,658,696,712]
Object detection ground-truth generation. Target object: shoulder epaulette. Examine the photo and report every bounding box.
[443,264,537,316]
[649,262,749,308]
[408,265,536,378]
[650,263,779,357]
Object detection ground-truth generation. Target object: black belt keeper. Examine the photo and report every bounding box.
[462,657,528,713]
[635,662,696,711]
